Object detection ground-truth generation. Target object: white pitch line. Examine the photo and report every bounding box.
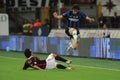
[73,64,120,72]
[0,56,120,72]
[0,56,24,60]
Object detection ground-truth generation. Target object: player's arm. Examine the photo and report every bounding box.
[53,12,63,19]
[86,16,95,23]
[23,62,29,70]
[32,57,43,70]
[32,65,44,70]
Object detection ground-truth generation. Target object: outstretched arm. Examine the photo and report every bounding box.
[32,65,44,70]
[53,12,63,19]
[86,16,95,23]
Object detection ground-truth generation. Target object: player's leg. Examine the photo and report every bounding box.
[52,53,72,64]
[69,28,78,41]
[69,28,80,43]
[71,38,78,49]
[56,64,72,70]
[65,28,74,50]
[45,53,57,69]
[46,53,72,64]
[67,28,80,50]
[45,53,72,69]
[56,64,67,69]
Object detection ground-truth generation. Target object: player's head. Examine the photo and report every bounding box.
[24,49,32,58]
[72,5,80,14]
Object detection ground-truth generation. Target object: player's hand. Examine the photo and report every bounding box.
[86,16,95,23]
[53,12,63,19]
[89,18,95,23]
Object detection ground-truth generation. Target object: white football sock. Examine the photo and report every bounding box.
[68,42,73,48]
[72,30,78,41]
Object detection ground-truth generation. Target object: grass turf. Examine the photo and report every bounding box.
[0,50,120,80]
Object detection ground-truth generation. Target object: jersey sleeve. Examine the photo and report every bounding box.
[62,11,70,18]
[79,12,87,19]
[23,57,36,70]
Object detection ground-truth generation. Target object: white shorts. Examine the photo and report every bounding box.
[45,53,57,69]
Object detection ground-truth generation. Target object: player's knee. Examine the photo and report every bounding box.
[69,28,76,34]
[73,44,78,49]
[50,53,57,57]
[73,46,78,50]
[74,47,77,50]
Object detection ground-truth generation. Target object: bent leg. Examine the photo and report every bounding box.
[68,28,79,49]
[56,64,67,69]
[45,53,57,69]
[56,64,72,70]
[71,38,78,50]
[49,53,72,64]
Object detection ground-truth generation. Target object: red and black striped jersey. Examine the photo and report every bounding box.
[23,56,46,70]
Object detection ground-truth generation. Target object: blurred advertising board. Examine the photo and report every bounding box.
[0,36,120,60]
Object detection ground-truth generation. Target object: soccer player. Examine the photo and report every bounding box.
[53,5,95,50]
[23,49,72,70]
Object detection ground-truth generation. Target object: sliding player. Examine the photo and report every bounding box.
[23,49,72,70]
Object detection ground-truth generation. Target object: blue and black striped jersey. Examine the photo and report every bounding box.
[62,10,86,29]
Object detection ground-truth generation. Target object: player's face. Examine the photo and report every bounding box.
[72,9,79,15]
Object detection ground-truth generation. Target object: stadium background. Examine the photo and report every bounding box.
[0,0,120,59]
[0,0,120,80]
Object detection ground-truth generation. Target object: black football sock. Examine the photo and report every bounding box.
[55,56,67,62]
[56,64,67,69]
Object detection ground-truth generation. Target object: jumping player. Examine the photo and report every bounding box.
[53,5,95,50]
[23,49,72,70]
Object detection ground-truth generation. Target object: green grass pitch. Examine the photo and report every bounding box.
[0,50,120,80]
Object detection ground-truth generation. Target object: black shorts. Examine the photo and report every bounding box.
[65,28,80,39]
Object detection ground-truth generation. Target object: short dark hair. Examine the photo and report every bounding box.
[72,5,80,10]
[24,49,32,58]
